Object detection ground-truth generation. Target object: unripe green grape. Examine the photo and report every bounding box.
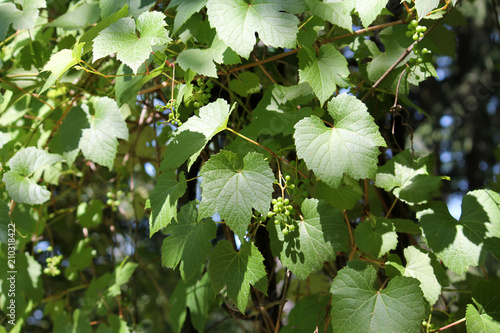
[421,26,427,32]
[283,198,290,205]
[193,101,200,108]
[205,93,212,98]
[416,25,424,33]
[411,19,418,27]
[272,199,277,205]
[106,192,113,198]
[413,48,420,55]
[422,48,429,54]
[273,206,279,213]
[117,190,124,196]
[114,200,120,206]
[47,246,53,252]
[406,31,413,37]
[207,82,214,89]
[289,224,296,231]
[282,228,289,235]
[107,199,113,205]
[178,121,183,126]
[196,78,203,85]
[285,175,291,182]
[284,210,290,216]
[417,57,423,64]
[277,197,283,202]
[412,33,419,41]
[288,184,295,189]
[276,201,283,208]
[286,205,293,211]
[268,211,275,218]
[274,219,280,225]
[44,268,50,274]
[407,24,414,31]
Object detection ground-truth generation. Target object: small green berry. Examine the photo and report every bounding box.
[286,205,293,211]
[267,211,275,218]
[283,198,290,205]
[288,184,295,190]
[106,192,113,198]
[273,207,280,213]
[289,224,296,231]
[272,199,277,205]
[416,25,424,33]
[117,190,124,196]
[285,175,291,182]
[47,246,53,252]
[277,197,283,202]
[274,219,280,225]
[412,33,419,41]
[406,31,413,37]
[284,210,291,216]
[282,228,289,235]
[107,199,113,205]
[411,19,418,27]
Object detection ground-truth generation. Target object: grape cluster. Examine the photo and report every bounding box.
[43,247,63,276]
[405,19,432,65]
[106,190,124,212]
[155,100,183,127]
[187,78,214,108]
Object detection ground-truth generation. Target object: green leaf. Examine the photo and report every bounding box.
[314,177,363,210]
[78,97,129,170]
[229,72,261,97]
[160,99,234,170]
[294,94,386,188]
[115,62,164,106]
[77,199,104,228]
[0,0,46,41]
[375,150,443,205]
[355,0,388,28]
[417,190,500,274]
[281,294,331,333]
[162,201,217,281]
[268,199,349,280]
[355,216,398,258]
[93,11,171,74]
[2,147,63,205]
[466,281,500,332]
[49,106,89,164]
[168,0,208,33]
[206,0,303,58]
[330,261,426,333]
[415,0,439,20]
[99,0,155,18]
[48,2,100,30]
[147,170,187,236]
[108,260,139,297]
[298,44,350,106]
[199,150,275,239]
[177,35,228,77]
[305,0,353,32]
[65,239,94,281]
[40,47,81,94]
[208,240,268,313]
[386,246,442,305]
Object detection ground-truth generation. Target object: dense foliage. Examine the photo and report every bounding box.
[1,0,499,332]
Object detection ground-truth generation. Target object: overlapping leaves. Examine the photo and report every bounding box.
[417,190,500,273]
[268,199,349,280]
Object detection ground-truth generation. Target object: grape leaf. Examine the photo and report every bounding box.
[40,43,83,94]
[375,149,443,205]
[268,199,349,280]
[298,44,349,106]
[281,294,331,333]
[314,177,363,210]
[168,0,208,33]
[386,246,442,305]
[77,199,104,229]
[2,147,63,205]
[0,201,11,244]
[294,94,386,188]
[415,0,439,20]
[108,261,139,297]
[206,0,305,58]
[162,201,217,281]
[199,150,275,239]
[93,11,171,74]
[330,261,426,333]
[177,35,228,77]
[147,170,187,236]
[354,216,398,258]
[99,0,155,18]
[160,99,234,170]
[229,72,261,97]
[208,240,268,313]
[355,0,388,28]
[466,281,500,332]
[305,0,354,32]
[0,0,46,41]
[79,97,129,170]
[48,2,100,30]
[417,190,500,274]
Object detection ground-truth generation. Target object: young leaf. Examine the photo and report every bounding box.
[294,94,386,189]
[268,199,349,280]
[305,0,354,32]
[375,149,443,205]
[162,201,217,281]
[0,0,46,41]
[78,97,129,169]
[147,170,187,236]
[298,44,350,106]
[160,99,234,171]
[330,261,426,333]
[168,0,208,33]
[417,190,500,273]
[92,11,171,74]
[355,0,388,28]
[206,0,304,58]
[386,246,442,305]
[2,147,63,205]
[40,45,82,94]
[108,261,139,297]
[199,150,275,239]
[415,0,440,20]
[208,240,268,313]
[354,216,398,258]
[466,281,500,332]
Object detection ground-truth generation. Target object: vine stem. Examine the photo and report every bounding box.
[430,317,466,332]
[385,198,399,219]
[274,268,291,333]
[224,127,307,178]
